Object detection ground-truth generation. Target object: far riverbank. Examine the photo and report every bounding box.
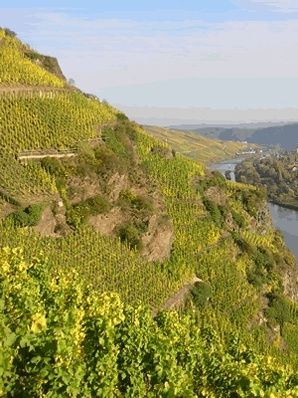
[211,159,298,261]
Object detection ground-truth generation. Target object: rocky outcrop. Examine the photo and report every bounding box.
[33,206,57,236]
[204,186,227,206]
[252,204,272,234]
[88,207,126,235]
[108,173,129,201]
[141,215,173,262]
[283,266,298,302]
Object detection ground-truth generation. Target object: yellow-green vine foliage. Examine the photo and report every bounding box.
[0,29,64,87]
[0,81,117,201]
[0,91,117,154]
[1,247,297,397]
[0,224,186,309]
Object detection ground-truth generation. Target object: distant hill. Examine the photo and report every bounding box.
[247,123,298,149]
[144,125,245,163]
[174,123,298,149]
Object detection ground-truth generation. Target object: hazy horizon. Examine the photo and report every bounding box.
[119,105,298,127]
[1,0,298,120]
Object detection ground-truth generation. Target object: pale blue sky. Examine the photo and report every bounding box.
[1,0,298,113]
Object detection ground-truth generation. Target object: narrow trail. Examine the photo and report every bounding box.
[161,276,203,311]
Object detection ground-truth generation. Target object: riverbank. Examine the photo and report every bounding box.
[234,155,298,215]
[211,158,298,261]
[269,200,298,212]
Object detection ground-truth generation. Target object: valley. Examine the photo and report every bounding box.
[1,27,298,396]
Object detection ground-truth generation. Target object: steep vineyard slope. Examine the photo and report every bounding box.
[1,28,298,395]
[145,125,245,163]
[0,29,65,87]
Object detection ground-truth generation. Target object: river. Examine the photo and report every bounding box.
[211,159,298,260]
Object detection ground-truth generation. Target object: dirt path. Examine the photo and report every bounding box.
[162,276,203,311]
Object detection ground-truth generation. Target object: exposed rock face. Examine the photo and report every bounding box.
[283,266,298,302]
[253,204,272,234]
[88,207,126,235]
[204,186,226,206]
[33,206,57,236]
[141,215,173,262]
[68,177,102,205]
[33,55,66,81]
[108,173,129,201]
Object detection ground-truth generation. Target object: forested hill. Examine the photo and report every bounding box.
[1,27,298,396]
[248,123,298,149]
[218,124,298,149]
[178,123,298,150]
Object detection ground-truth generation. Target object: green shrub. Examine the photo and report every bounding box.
[231,209,246,228]
[191,281,212,308]
[241,189,266,217]
[102,125,134,160]
[4,27,16,37]
[266,294,298,327]
[40,157,65,177]
[94,145,125,176]
[247,248,276,288]
[231,232,254,254]
[197,171,226,195]
[7,204,44,227]
[118,190,153,214]
[75,145,99,177]
[77,142,96,161]
[66,208,82,228]
[67,195,110,227]
[117,223,142,249]
[203,198,224,227]
[116,112,129,121]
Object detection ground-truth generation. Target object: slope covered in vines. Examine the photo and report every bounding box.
[0,28,298,396]
[1,248,298,397]
[0,28,65,87]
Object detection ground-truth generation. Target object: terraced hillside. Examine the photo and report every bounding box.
[145,125,245,163]
[1,28,298,396]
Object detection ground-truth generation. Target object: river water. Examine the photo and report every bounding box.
[211,159,298,260]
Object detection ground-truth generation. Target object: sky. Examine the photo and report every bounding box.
[1,0,298,123]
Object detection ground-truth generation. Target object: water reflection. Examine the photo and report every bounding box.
[269,204,298,259]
